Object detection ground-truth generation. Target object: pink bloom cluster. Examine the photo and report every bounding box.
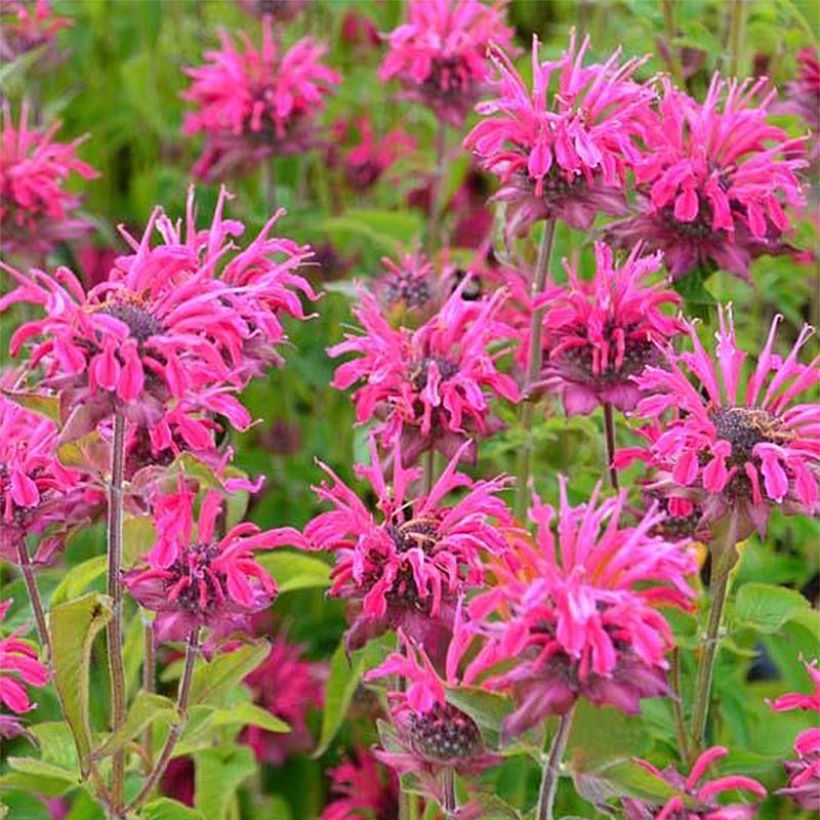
[541,242,683,416]
[243,635,325,765]
[303,438,511,653]
[770,659,820,811]
[374,250,436,318]
[468,480,695,737]
[623,746,766,819]
[609,75,806,280]
[330,282,520,463]
[0,395,90,563]
[183,17,340,179]
[1,187,315,452]
[0,0,71,60]
[321,749,398,820]
[0,102,97,257]
[0,599,49,740]
[123,486,297,642]
[379,0,515,126]
[625,308,819,537]
[464,31,654,238]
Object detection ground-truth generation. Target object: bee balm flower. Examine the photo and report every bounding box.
[464,32,655,239]
[468,479,696,737]
[379,0,515,126]
[608,75,806,281]
[629,308,819,537]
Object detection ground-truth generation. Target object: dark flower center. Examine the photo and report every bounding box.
[383,270,432,310]
[409,356,459,391]
[100,300,165,344]
[709,407,789,464]
[167,542,224,614]
[555,327,657,385]
[408,703,482,762]
[388,519,439,554]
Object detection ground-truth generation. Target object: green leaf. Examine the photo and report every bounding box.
[50,555,107,607]
[49,592,113,774]
[30,723,79,772]
[0,758,79,798]
[445,686,515,746]
[568,701,651,767]
[256,551,330,594]
[140,798,205,820]
[91,692,176,761]
[734,582,810,633]
[189,639,269,706]
[207,702,289,734]
[322,208,423,254]
[1,391,62,424]
[57,432,109,474]
[312,640,365,758]
[571,758,683,807]
[194,746,257,820]
[123,515,158,568]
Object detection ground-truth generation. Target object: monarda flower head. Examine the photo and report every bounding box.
[242,635,325,765]
[607,75,807,281]
[0,101,97,258]
[183,17,340,180]
[0,394,88,564]
[379,0,515,127]
[770,658,820,812]
[468,479,696,737]
[622,746,766,819]
[365,619,500,796]
[0,598,49,741]
[626,308,819,538]
[0,0,71,61]
[0,187,315,448]
[374,250,437,320]
[123,486,298,643]
[303,437,512,654]
[330,282,520,464]
[540,242,684,416]
[464,31,655,239]
[321,749,398,820]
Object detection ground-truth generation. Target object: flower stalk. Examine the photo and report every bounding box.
[427,119,448,255]
[106,409,128,812]
[15,539,51,660]
[128,627,200,812]
[442,767,457,816]
[514,219,556,519]
[602,402,619,490]
[690,512,739,757]
[536,706,575,820]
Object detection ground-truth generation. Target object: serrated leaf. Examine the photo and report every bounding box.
[256,551,330,594]
[193,746,257,820]
[734,582,810,634]
[1,391,62,424]
[140,798,205,820]
[189,639,269,706]
[446,686,514,746]
[57,431,108,473]
[49,592,113,774]
[208,702,289,734]
[91,692,176,761]
[29,723,78,772]
[50,555,107,607]
[0,758,79,798]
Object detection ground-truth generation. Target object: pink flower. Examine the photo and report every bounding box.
[770,658,820,811]
[0,598,49,739]
[540,242,684,416]
[777,49,820,169]
[333,117,416,192]
[160,757,195,807]
[0,394,89,563]
[242,635,325,765]
[468,479,696,737]
[623,746,766,819]
[183,17,340,179]
[464,32,654,238]
[340,10,381,51]
[365,621,500,788]
[379,0,515,126]
[0,0,71,61]
[0,101,97,258]
[303,437,512,653]
[123,486,297,642]
[374,251,436,318]
[627,307,820,538]
[608,75,806,281]
[321,749,398,820]
[1,187,315,446]
[330,282,520,464]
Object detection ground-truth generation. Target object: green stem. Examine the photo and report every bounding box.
[423,448,436,496]
[671,649,690,764]
[442,767,457,816]
[536,706,575,820]
[514,220,557,520]
[661,0,685,87]
[262,159,277,213]
[690,512,738,756]
[127,628,199,813]
[142,623,156,772]
[427,119,448,256]
[106,409,127,813]
[602,402,619,490]
[726,0,746,76]
[15,539,51,660]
